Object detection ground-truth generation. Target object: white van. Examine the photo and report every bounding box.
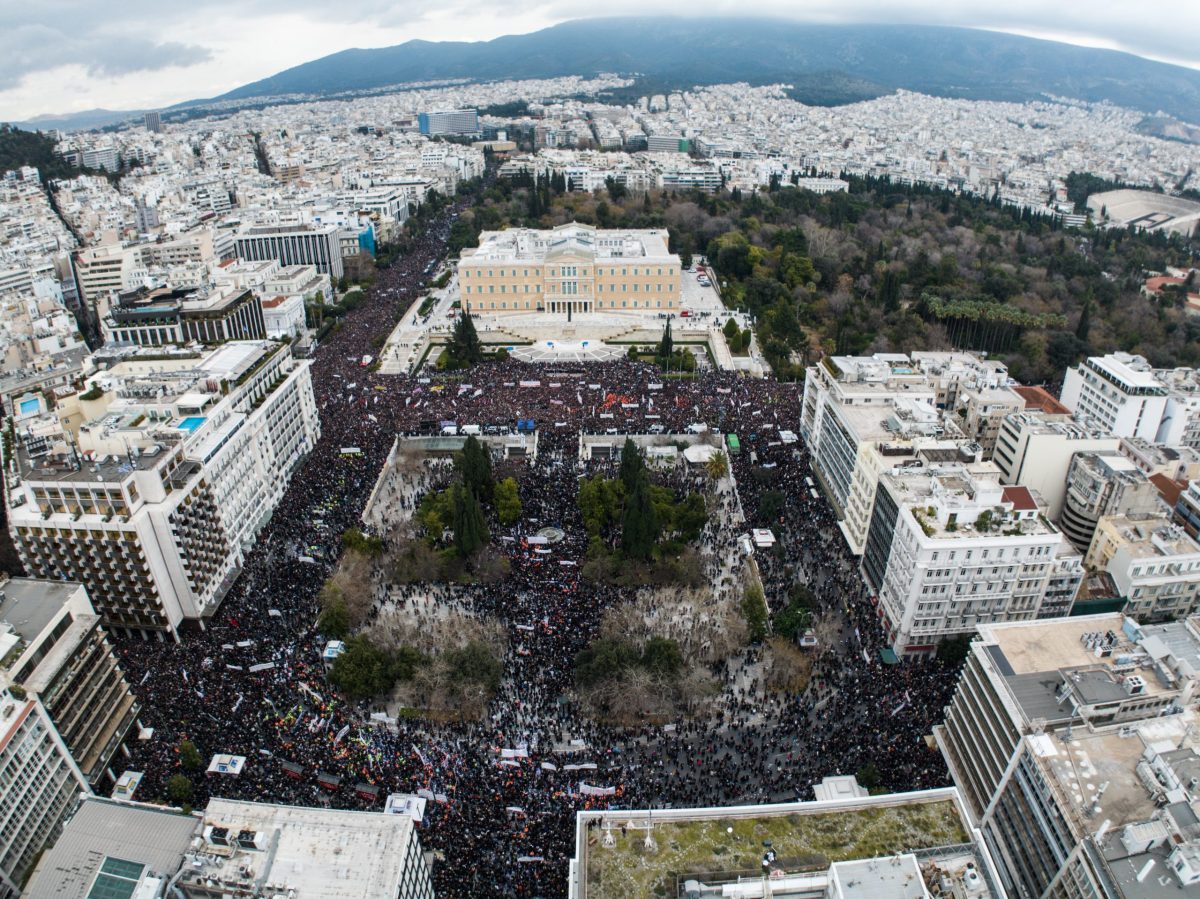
[685,423,709,434]
[441,425,459,436]
[460,424,482,436]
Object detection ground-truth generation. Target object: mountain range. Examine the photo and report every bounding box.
[207,18,1200,124]
[11,18,1200,131]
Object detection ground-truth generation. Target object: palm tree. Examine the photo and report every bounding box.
[705,451,729,482]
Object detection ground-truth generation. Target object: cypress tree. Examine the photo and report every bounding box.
[621,471,659,561]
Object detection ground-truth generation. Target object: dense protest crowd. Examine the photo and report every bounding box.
[114,202,962,898]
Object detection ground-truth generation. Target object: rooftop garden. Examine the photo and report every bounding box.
[583,799,967,898]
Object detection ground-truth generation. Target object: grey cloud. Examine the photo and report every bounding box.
[82,39,213,79]
[0,21,212,89]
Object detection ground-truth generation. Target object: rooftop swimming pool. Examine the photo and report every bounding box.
[177,416,206,433]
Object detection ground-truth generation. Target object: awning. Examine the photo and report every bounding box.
[880,648,900,665]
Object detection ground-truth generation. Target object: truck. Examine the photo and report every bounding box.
[726,434,741,455]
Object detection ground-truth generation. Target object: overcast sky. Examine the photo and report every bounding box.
[2,1,1197,121]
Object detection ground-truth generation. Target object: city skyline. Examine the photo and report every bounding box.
[2,3,1200,122]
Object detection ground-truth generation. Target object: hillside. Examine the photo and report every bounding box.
[0,124,83,180]
[207,18,1200,123]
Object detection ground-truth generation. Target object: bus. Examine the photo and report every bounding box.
[726,434,741,455]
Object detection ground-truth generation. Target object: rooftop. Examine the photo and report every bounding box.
[463,222,675,264]
[183,798,415,899]
[1013,385,1070,415]
[24,798,201,899]
[0,578,80,645]
[1103,515,1200,559]
[1030,712,1200,829]
[574,790,986,899]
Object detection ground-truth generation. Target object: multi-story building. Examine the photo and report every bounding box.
[0,691,88,898]
[233,223,345,280]
[0,578,138,788]
[993,412,1119,518]
[936,613,1200,899]
[1059,353,1169,441]
[1118,435,1200,483]
[1086,514,1200,623]
[102,285,266,347]
[949,381,1027,459]
[1175,480,1200,540]
[6,341,319,637]
[458,222,681,317]
[418,109,479,136]
[25,796,436,899]
[801,352,1008,553]
[569,785,1003,899]
[861,461,1083,657]
[72,243,145,326]
[1155,366,1200,448]
[1059,452,1163,552]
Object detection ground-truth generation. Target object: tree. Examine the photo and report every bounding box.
[457,435,493,501]
[575,638,641,688]
[641,637,683,676]
[704,450,728,481]
[329,635,395,700]
[723,317,740,340]
[451,484,489,556]
[493,477,522,525]
[937,633,974,665]
[445,641,502,694]
[856,763,881,791]
[618,439,644,495]
[672,492,708,542]
[316,593,350,639]
[447,219,478,255]
[445,312,483,368]
[1075,297,1092,343]
[578,475,622,537]
[879,268,903,312]
[178,739,203,771]
[657,320,674,360]
[741,584,769,643]
[621,471,660,561]
[167,774,193,805]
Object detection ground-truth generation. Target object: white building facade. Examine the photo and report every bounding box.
[862,463,1083,657]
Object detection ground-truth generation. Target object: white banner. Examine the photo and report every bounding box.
[579,783,616,797]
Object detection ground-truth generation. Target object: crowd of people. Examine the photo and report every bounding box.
[115,202,964,898]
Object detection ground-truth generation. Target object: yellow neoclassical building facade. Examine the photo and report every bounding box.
[457,222,681,317]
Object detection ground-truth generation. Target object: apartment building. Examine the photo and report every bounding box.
[993,412,1119,518]
[1175,480,1200,540]
[1086,514,1200,623]
[801,353,1002,554]
[936,613,1200,899]
[0,691,88,899]
[0,579,138,788]
[1118,435,1200,483]
[1060,353,1171,441]
[458,222,681,317]
[102,284,265,347]
[861,462,1083,657]
[6,341,319,637]
[1059,452,1163,552]
[72,243,145,326]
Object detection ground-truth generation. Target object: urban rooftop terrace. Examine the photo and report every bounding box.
[575,791,978,899]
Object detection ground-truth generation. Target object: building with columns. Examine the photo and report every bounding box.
[458,222,681,318]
